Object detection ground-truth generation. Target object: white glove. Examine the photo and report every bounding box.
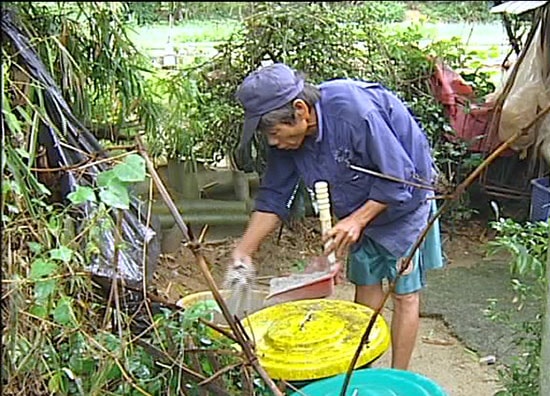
[223,258,256,290]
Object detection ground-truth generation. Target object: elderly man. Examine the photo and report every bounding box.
[230,63,444,370]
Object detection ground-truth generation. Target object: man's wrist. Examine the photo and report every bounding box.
[233,242,256,259]
[354,200,388,228]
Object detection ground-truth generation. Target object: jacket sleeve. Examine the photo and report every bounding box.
[254,147,300,221]
[357,110,417,206]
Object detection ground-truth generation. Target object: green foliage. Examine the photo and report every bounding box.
[68,154,146,209]
[126,1,163,25]
[2,32,250,389]
[487,219,548,395]
[489,219,548,287]
[144,70,207,160]
[174,1,486,182]
[330,1,407,24]
[7,2,161,142]
[409,1,498,23]
[171,2,254,22]
[1,120,251,394]
[125,2,254,26]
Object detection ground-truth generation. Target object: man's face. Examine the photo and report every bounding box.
[264,120,308,150]
[263,99,313,150]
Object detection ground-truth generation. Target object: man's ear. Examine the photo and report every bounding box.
[292,99,309,120]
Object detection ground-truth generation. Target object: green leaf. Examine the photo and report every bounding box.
[36,181,52,197]
[34,279,57,302]
[67,186,97,205]
[48,216,60,234]
[69,355,96,375]
[6,203,19,214]
[97,169,118,188]
[30,304,48,318]
[96,333,121,352]
[53,296,74,325]
[27,242,43,254]
[15,148,30,159]
[113,154,146,182]
[4,111,22,135]
[49,246,73,263]
[99,182,130,209]
[48,371,69,394]
[30,259,58,280]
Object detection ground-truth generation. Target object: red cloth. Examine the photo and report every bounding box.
[429,62,512,156]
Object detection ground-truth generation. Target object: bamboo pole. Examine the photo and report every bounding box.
[158,213,250,228]
[339,104,550,396]
[152,198,249,214]
[135,136,283,396]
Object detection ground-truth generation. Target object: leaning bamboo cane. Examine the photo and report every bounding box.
[339,103,550,396]
[135,136,283,396]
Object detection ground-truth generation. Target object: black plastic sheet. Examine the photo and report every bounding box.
[2,9,161,286]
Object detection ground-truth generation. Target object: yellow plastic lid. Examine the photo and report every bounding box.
[242,299,391,381]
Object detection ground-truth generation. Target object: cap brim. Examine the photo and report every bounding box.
[239,114,261,148]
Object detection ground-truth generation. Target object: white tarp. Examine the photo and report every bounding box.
[491,1,549,15]
[498,11,550,162]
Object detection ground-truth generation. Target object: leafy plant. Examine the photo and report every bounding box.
[177,3,474,172]
[488,219,548,287]
[2,5,268,393]
[5,2,161,143]
[486,218,548,395]
[126,2,255,25]
[144,69,206,160]
[68,153,147,209]
[409,1,498,23]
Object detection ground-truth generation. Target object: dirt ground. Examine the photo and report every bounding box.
[151,218,502,395]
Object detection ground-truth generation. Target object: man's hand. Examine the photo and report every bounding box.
[226,248,255,283]
[322,200,388,257]
[232,249,252,266]
[322,215,365,258]
[224,254,256,290]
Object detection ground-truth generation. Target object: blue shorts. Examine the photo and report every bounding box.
[347,202,444,295]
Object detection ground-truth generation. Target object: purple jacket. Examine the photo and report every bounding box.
[254,79,437,257]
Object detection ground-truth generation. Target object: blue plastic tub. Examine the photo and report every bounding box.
[291,368,448,396]
[530,177,550,222]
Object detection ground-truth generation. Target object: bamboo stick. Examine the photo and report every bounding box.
[152,198,249,214]
[158,213,250,228]
[135,136,283,396]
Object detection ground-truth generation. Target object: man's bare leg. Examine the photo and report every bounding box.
[355,285,420,370]
[390,292,420,370]
[355,284,385,310]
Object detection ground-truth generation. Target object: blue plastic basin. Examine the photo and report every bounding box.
[291,368,448,396]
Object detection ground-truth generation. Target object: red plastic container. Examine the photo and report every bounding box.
[264,262,341,306]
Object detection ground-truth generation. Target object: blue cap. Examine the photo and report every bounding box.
[235,63,304,146]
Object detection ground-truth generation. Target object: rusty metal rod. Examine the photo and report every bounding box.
[348,164,440,192]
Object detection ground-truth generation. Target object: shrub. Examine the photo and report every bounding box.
[487,218,548,395]
[177,2,483,176]
[409,1,498,23]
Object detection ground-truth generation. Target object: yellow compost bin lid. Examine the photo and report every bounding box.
[243,299,390,381]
